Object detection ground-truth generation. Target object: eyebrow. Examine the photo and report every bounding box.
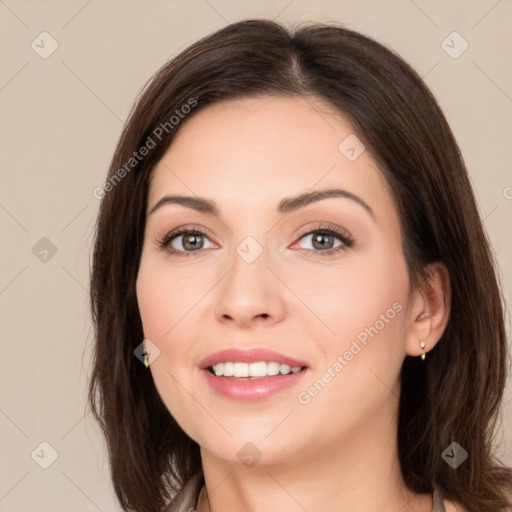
[148,187,374,219]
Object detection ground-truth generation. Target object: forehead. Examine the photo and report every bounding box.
[147,95,394,221]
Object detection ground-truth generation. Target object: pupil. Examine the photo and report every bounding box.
[313,233,333,250]
[183,234,203,251]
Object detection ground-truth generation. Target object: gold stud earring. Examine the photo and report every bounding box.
[420,340,426,361]
[144,351,150,368]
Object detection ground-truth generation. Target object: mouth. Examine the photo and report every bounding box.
[201,363,310,401]
[198,348,311,400]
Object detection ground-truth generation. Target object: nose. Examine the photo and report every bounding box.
[214,248,286,328]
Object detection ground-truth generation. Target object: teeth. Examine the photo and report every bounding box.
[248,361,266,377]
[223,362,234,377]
[233,362,249,377]
[211,361,303,378]
[212,363,224,376]
[280,364,291,374]
[267,362,280,376]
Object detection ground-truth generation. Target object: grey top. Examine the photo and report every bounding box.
[163,470,446,511]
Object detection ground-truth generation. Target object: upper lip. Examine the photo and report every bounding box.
[199,348,309,370]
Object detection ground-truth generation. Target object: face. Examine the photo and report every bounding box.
[136,95,413,466]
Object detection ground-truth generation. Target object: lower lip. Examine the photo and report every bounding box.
[201,368,310,401]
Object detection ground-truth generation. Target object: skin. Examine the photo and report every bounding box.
[136,95,453,512]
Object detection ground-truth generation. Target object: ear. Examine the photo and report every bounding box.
[405,262,451,358]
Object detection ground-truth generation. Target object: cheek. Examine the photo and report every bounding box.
[294,249,411,418]
[136,275,172,338]
[136,262,201,387]
[136,256,202,338]
[293,247,409,345]
[291,258,409,444]
[136,262,204,439]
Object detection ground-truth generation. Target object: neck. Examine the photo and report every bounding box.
[197,394,432,512]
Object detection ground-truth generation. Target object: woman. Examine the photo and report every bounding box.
[88,19,512,512]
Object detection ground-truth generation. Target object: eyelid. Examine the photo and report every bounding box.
[155,224,218,252]
[293,222,352,243]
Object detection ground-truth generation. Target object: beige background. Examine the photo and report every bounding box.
[0,0,511,510]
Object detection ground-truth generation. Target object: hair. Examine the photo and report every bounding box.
[87,19,512,512]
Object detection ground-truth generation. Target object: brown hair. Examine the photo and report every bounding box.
[87,19,512,512]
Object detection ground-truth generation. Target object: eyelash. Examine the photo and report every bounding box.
[156,224,354,258]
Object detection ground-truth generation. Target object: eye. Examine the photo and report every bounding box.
[293,225,354,256]
[157,224,354,258]
[157,227,216,257]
